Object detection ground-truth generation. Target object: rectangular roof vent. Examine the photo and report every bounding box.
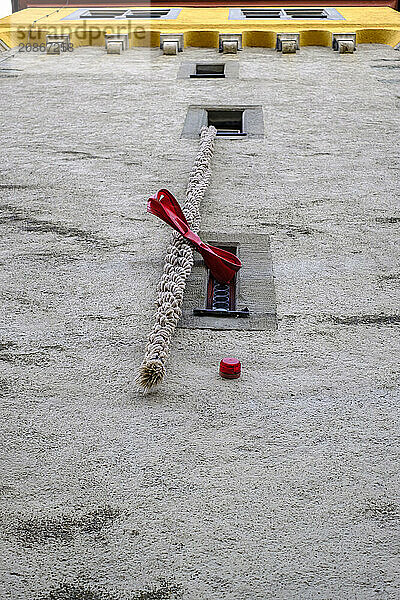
[242,9,283,18]
[62,8,182,20]
[124,9,171,19]
[80,9,126,18]
[285,9,328,18]
[229,8,344,20]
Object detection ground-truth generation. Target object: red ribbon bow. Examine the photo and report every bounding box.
[147,189,242,284]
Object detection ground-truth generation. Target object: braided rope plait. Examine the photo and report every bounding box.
[137,126,217,390]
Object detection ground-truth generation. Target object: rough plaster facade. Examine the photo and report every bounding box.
[0,44,399,600]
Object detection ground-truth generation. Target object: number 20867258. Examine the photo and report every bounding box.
[19,42,74,52]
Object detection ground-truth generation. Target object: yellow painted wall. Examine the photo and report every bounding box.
[1,6,400,49]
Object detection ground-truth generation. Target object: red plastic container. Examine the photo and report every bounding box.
[219,357,241,379]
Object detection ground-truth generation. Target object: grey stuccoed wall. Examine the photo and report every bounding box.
[0,44,399,600]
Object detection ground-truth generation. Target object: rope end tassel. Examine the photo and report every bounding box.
[137,126,241,390]
[137,360,166,391]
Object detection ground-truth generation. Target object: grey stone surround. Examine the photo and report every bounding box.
[181,104,264,138]
[179,231,277,330]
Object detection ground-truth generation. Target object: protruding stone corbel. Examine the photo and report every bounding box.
[276,33,300,54]
[219,34,242,54]
[160,34,183,55]
[332,33,356,54]
[46,34,70,54]
[105,34,129,53]
[163,41,178,55]
[46,41,62,55]
[107,41,123,55]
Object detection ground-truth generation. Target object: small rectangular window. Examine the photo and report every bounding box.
[190,64,226,79]
[178,62,239,80]
[207,110,246,137]
[182,106,263,140]
[193,246,250,318]
[179,232,276,331]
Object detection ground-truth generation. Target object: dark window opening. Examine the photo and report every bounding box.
[207,110,246,137]
[190,64,226,79]
[193,246,249,318]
